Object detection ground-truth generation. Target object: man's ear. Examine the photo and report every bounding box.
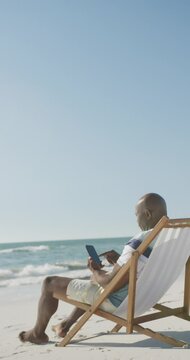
[145,209,151,219]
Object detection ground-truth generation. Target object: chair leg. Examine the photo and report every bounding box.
[110,251,138,334]
[135,324,188,348]
[127,251,138,333]
[111,324,123,333]
[184,257,190,316]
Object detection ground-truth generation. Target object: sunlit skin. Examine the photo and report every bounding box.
[19,193,167,344]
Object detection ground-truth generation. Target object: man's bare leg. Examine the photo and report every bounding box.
[52,306,85,337]
[19,276,77,344]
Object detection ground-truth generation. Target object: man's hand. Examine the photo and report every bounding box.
[99,250,120,265]
[87,257,103,271]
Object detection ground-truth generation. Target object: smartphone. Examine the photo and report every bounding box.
[85,245,102,265]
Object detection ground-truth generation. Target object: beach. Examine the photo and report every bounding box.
[1,1,189,358]
[1,271,190,360]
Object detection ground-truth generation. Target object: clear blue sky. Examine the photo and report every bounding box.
[0,0,189,243]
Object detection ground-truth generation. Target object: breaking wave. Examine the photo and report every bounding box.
[0,245,49,254]
[0,262,89,288]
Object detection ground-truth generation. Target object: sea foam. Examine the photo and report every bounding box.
[0,262,90,287]
[0,245,49,254]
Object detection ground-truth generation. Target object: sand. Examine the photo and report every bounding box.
[1,272,190,360]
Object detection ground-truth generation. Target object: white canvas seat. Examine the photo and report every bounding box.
[114,226,190,318]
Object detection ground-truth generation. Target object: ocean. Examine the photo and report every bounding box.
[0,237,130,289]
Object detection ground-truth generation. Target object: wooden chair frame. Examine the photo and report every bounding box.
[53,216,190,348]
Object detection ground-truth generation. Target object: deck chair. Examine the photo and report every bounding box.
[53,216,190,348]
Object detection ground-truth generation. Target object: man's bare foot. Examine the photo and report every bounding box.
[19,329,49,344]
[51,320,71,338]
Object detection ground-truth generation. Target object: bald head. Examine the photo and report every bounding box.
[136,193,167,230]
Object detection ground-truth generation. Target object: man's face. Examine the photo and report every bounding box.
[135,200,147,230]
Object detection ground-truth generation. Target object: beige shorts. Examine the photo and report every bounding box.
[66,279,116,313]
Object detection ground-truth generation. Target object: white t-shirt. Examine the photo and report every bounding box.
[117,229,153,278]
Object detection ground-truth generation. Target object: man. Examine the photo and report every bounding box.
[19,193,167,344]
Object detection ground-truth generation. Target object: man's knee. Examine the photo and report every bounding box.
[42,276,57,292]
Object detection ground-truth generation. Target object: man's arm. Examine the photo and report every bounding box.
[88,259,129,292]
[99,250,120,265]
